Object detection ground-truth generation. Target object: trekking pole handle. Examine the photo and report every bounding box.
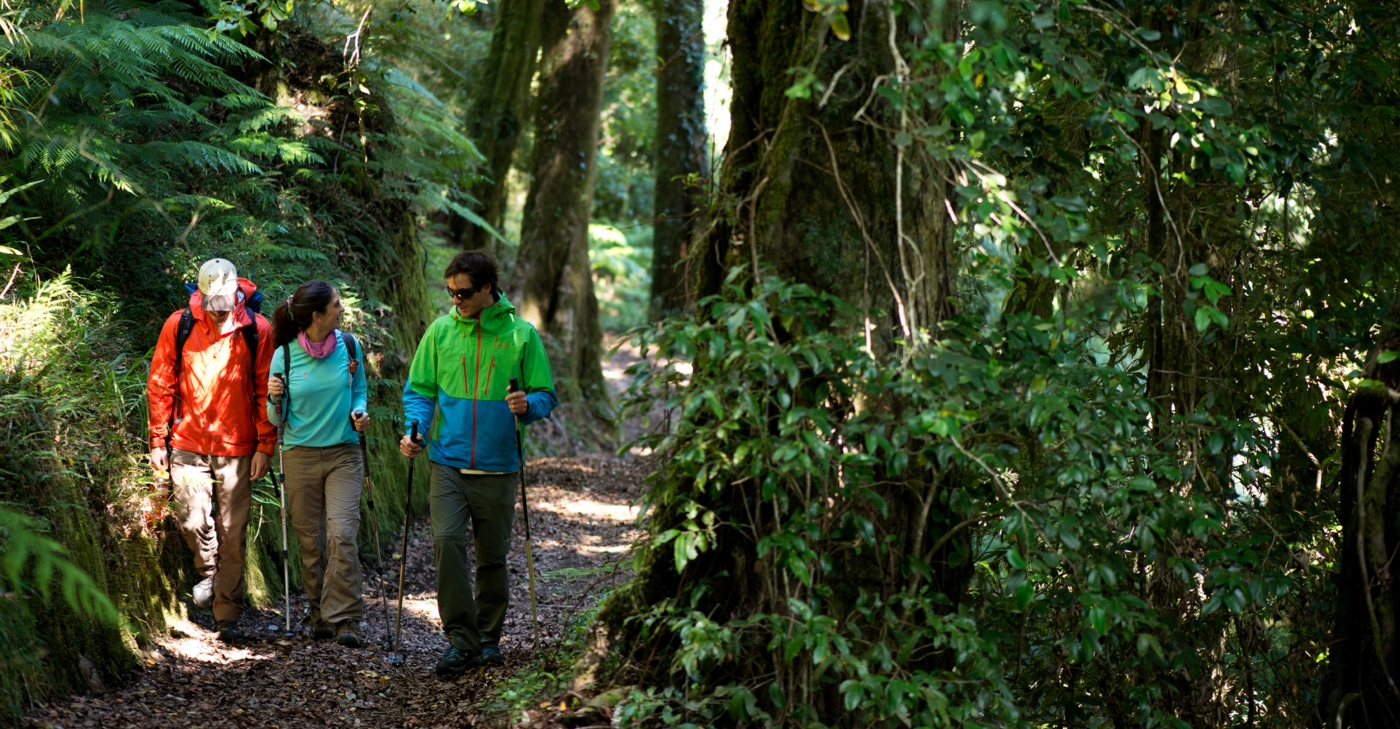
[410,419,421,444]
[271,373,287,430]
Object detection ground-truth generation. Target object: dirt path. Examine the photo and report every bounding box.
[24,456,646,729]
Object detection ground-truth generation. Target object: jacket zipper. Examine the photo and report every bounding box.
[471,324,484,469]
[467,351,473,461]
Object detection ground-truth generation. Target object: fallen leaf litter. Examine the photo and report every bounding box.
[24,456,647,729]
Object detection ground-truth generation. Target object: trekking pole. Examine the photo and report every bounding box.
[389,419,421,667]
[272,373,293,638]
[353,409,394,652]
[508,377,541,651]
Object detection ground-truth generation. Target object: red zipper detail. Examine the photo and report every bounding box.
[467,352,473,453]
[484,358,496,404]
[471,324,483,469]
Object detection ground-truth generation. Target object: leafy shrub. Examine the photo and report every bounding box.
[604,268,1324,727]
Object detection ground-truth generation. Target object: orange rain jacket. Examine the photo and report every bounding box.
[147,278,276,457]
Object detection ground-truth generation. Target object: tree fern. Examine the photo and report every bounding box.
[0,506,118,624]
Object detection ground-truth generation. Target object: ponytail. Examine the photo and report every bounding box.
[272,279,336,349]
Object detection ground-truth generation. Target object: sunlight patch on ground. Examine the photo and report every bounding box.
[580,544,630,554]
[399,597,441,625]
[532,497,639,523]
[161,621,268,666]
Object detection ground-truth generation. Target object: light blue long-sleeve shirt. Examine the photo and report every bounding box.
[266,331,367,448]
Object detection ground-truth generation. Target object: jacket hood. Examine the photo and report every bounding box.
[190,277,260,327]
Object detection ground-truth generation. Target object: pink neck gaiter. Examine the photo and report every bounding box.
[299,330,338,359]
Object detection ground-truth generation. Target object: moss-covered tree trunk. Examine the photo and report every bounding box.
[450,0,547,251]
[648,0,705,319]
[694,0,956,348]
[1330,376,1400,726]
[583,0,971,722]
[513,0,615,406]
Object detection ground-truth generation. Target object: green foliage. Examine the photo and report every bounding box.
[604,2,1398,725]
[0,0,454,707]
[590,222,652,332]
[0,508,118,625]
[592,0,656,225]
[0,267,162,707]
[614,266,1329,726]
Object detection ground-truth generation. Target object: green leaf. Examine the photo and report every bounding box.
[1050,195,1087,212]
[1015,580,1034,611]
[1380,350,1400,364]
[1137,633,1164,659]
[1197,97,1233,116]
[828,12,851,41]
[1088,605,1107,634]
[1194,306,1228,332]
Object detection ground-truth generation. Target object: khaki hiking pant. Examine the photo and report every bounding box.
[170,450,252,623]
[430,463,518,653]
[283,443,365,625]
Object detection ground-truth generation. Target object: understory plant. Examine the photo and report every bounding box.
[606,269,1323,727]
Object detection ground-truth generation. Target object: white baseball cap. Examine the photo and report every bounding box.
[197,258,239,312]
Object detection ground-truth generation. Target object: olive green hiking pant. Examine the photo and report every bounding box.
[283,443,365,626]
[429,463,518,653]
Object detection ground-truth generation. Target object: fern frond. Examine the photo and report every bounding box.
[141,140,263,175]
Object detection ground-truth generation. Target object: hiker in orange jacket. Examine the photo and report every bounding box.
[147,258,275,644]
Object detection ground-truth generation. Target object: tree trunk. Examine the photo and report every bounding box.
[648,0,706,319]
[450,0,546,251]
[1331,382,1400,727]
[588,0,972,721]
[513,0,615,406]
[695,0,957,352]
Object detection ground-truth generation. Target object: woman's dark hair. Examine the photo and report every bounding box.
[444,250,499,299]
[272,279,336,349]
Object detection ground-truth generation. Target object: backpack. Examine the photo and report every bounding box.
[278,330,359,425]
[167,284,266,439]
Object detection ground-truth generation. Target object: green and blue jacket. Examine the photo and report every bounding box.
[402,294,556,472]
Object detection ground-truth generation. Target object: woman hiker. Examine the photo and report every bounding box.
[267,280,371,647]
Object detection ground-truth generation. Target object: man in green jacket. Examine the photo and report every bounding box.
[399,251,557,676]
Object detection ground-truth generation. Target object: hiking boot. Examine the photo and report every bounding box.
[479,645,505,667]
[435,646,481,677]
[192,577,214,609]
[335,621,362,649]
[215,621,246,645]
[310,607,335,640]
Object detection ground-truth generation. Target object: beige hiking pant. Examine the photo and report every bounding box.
[169,450,252,623]
[283,443,365,625]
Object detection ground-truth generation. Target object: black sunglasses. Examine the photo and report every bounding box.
[448,284,481,301]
